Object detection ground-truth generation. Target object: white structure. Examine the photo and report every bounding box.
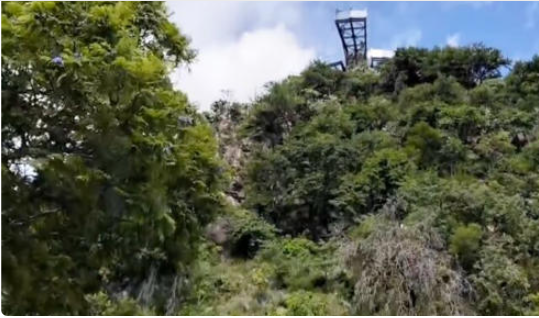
[368,48,394,69]
[368,48,395,59]
[335,9,368,21]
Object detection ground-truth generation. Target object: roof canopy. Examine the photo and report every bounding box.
[336,9,367,21]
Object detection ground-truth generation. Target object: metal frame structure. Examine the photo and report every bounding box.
[370,56,390,69]
[335,10,367,68]
[328,60,346,71]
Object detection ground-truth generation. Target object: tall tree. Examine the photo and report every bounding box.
[2,2,225,314]
[380,44,510,92]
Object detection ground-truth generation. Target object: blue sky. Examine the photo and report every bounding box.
[296,2,539,62]
[167,1,539,110]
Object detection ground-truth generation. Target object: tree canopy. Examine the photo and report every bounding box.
[2,2,225,314]
[234,49,538,315]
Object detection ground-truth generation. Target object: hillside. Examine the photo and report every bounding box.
[2,2,539,315]
[189,50,539,315]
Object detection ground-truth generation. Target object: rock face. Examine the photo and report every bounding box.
[213,107,250,205]
[205,103,251,245]
[205,217,232,245]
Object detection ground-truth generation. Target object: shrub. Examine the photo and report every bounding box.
[405,122,444,168]
[86,292,155,316]
[228,209,276,259]
[335,148,413,216]
[282,291,348,315]
[472,241,531,315]
[259,238,335,290]
[449,223,483,269]
[348,219,473,315]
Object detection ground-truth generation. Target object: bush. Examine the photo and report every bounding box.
[472,241,531,315]
[245,129,360,238]
[281,291,348,315]
[259,238,336,291]
[228,209,276,259]
[335,148,413,216]
[526,293,539,315]
[405,122,444,168]
[86,292,155,316]
[348,218,473,315]
[449,223,483,269]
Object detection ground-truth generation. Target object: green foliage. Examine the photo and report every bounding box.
[472,240,531,315]
[180,238,350,315]
[346,96,396,133]
[242,80,312,148]
[3,6,539,315]
[449,223,483,269]
[280,291,347,316]
[246,120,360,238]
[349,215,377,239]
[405,122,444,167]
[237,43,537,316]
[300,60,344,96]
[179,243,281,315]
[381,44,510,91]
[506,55,539,97]
[526,293,539,315]
[340,68,380,101]
[258,238,344,291]
[336,148,413,216]
[227,208,276,259]
[439,104,487,142]
[2,1,224,314]
[86,292,155,316]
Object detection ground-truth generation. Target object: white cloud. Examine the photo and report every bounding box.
[167,2,304,49]
[166,1,315,110]
[446,33,461,47]
[525,2,539,29]
[170,25,315,110]
[390,29,422,49]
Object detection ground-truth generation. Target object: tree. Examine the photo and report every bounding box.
[435,44,509,87]
[449,223,483,270]
[507,55,539,97]
[405,122,444,168]
[380,44,509,92]
[246,132,359,239]
[242,80,311,148]
[335,149,413,217]
[379,47,434,92]
[472,240,531,315]
[300,60,344,96]
[2,2,225,314]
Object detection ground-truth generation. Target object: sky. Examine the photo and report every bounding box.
[167,1,539,111]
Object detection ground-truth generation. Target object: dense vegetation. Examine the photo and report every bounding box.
[2,2,225,315]
[2,1,539,315]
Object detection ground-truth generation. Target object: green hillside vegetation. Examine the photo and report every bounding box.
[2,2,539,315]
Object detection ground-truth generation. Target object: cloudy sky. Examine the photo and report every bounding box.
[167,1,539,111]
